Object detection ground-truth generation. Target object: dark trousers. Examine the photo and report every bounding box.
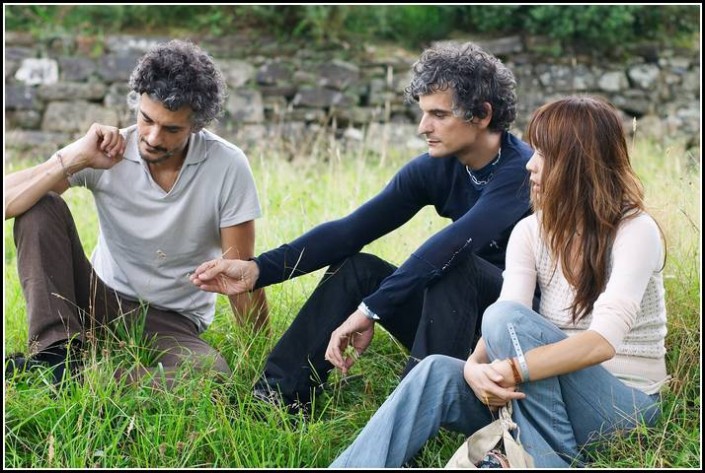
[12,193,231,386]
[258,251,505,404]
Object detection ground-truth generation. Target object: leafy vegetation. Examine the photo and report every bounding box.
[4,5,700,56]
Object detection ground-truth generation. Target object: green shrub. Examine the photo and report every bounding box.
[4,5,700,56]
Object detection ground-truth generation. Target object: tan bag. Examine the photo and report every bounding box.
[445,403,534,468]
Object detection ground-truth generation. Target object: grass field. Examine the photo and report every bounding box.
[3,133,701,468]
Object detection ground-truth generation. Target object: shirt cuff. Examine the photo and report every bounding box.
[358,301,380,321]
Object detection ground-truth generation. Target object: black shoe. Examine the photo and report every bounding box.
[5,343,83,386]
[4,352,63,384]
[251,383,311,420]
[5,353,49,378]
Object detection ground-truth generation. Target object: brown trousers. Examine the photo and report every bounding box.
[12,192,231,386]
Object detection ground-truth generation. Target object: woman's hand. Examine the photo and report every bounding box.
[464,358,526,408]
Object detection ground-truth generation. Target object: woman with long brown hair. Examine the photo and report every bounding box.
[330,95,670,468]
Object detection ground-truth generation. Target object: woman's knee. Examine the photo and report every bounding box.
[481,300,528,342]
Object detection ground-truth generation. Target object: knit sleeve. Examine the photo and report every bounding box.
[588,214,664,350]
[498,215,537,309]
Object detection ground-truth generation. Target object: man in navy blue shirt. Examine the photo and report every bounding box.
[191,42,534,416]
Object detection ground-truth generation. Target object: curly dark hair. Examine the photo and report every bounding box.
[404,42,517,132]
[127,39,226,131]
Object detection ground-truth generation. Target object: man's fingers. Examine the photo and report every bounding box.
[194,260,222,280]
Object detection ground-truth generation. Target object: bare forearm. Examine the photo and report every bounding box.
[522,331,615,382]
[4,154,70,219]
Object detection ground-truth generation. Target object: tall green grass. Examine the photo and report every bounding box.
[3,134,700,468]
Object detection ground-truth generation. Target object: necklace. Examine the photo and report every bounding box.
[465,147,502,186]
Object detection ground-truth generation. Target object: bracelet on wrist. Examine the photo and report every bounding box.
[55,151,73,178]
[508,357,522,384]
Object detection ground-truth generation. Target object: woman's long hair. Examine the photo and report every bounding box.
[525,96,646,322]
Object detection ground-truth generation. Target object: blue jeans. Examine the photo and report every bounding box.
[330,301,661,468]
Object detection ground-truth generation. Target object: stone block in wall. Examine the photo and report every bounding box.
[361,43,416,70]
[226,89,264,123]
[364,122,426,154]
[483,36,525,56]
[293,88,355,109]
[217,59,256,89]
[37,82,107,102]
[598,70,629,93]
[104,83,132,107]
[97,53,142,83]
[627,64,661,90]
[5,129,73,161]
[287,108,328,124]
[41,101,120,133]
[200,34,254,59]
[315,59,360,91]
[104,35,171,55]
[59,57,98,82]
[335,106,385,126]
[292,70,317,87]
[682,68,699,94]
[6,85,40,110]
[14,58,59,86]
[674,106,701,136]
[536,64,596,93]
[259,85,299,100]
[5,110,43,130]
[609,90,655,117]
[256,60,295,86]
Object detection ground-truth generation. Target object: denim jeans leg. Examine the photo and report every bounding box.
[481,300,662,468]
[330,355,494,468]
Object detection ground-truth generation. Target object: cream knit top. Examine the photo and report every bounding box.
[499,212,670,395]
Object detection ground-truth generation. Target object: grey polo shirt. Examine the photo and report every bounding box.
[69,125,262,332]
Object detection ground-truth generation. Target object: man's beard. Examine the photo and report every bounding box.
[139,139,178,164]
[139,149,177,164]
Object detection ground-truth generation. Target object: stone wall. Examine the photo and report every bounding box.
[5,32,701,160]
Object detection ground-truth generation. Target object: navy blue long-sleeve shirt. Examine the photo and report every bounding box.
[254,131,533,321]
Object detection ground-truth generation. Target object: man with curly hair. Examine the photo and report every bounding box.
[5,39,268,388]
[191,42,535,417]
